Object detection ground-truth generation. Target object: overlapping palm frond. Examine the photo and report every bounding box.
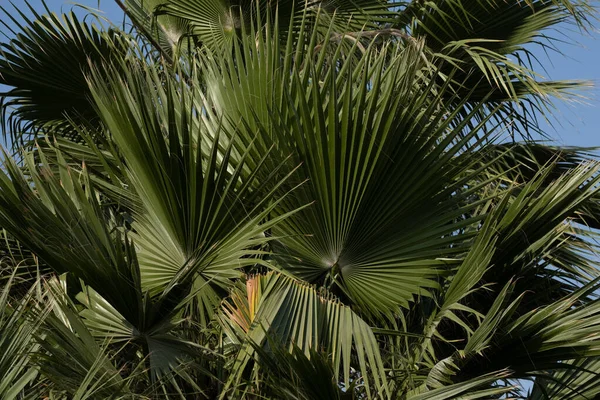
[391,160,600,394]
[409,369,515,399]
[117,0,184,60]
[0,0,597,398]
[0,273,44,399]
[396,0,596,139]
[219,272,388,398]
[0,42,304,394]
[529,357,600,399]
[445,279,600,391]
[34,277,131,399]
[0,1,127,148]
[201,16,504,319]
[124,0,395,54]
[86,55,306,324]
[246,339,347,400]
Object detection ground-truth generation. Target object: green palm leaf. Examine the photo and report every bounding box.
[220,272,389,399]
[86,55,306,323]
[0,273,44,399]
[0,2,126,146]
[0,0,597,398]
[397,0,595,138]
[126,0,395,54]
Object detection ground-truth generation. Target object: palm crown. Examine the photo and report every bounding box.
[0,0,599,398]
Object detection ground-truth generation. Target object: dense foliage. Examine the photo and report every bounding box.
[0,0,599,398]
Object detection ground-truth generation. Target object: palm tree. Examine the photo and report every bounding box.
[0,0,599,398]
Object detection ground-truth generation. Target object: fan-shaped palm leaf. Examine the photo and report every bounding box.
[0,2,126,146]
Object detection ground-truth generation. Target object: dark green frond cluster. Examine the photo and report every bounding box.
[0,0,598,398]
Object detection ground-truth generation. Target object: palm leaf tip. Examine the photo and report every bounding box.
[0,2,127,147]
[0,0,598,398]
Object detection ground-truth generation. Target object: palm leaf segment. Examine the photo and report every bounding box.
[204,19,510,317]
[0,0,598,398]
[220,272,388,398]
[396,0,595,138]
[124,0,393,54]
[408,162,600,390]
[0,2,126,144]
[0,54,303,386]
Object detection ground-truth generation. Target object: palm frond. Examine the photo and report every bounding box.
[397,0,596,138]
[0,273,44,399]
[0,1,127,147]
[220,272,389,399]
[86,54,306,324]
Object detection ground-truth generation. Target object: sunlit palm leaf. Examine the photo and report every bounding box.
[86,55,306,325]
[220,272,389,399]
[0,273,44,399]
[529,357,600,400]
[126,0,395,53]
[34,278,130,398]
[400,0,594,98]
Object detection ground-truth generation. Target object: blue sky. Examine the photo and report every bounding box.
[534,22,600,148]
[3,0,600,149]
